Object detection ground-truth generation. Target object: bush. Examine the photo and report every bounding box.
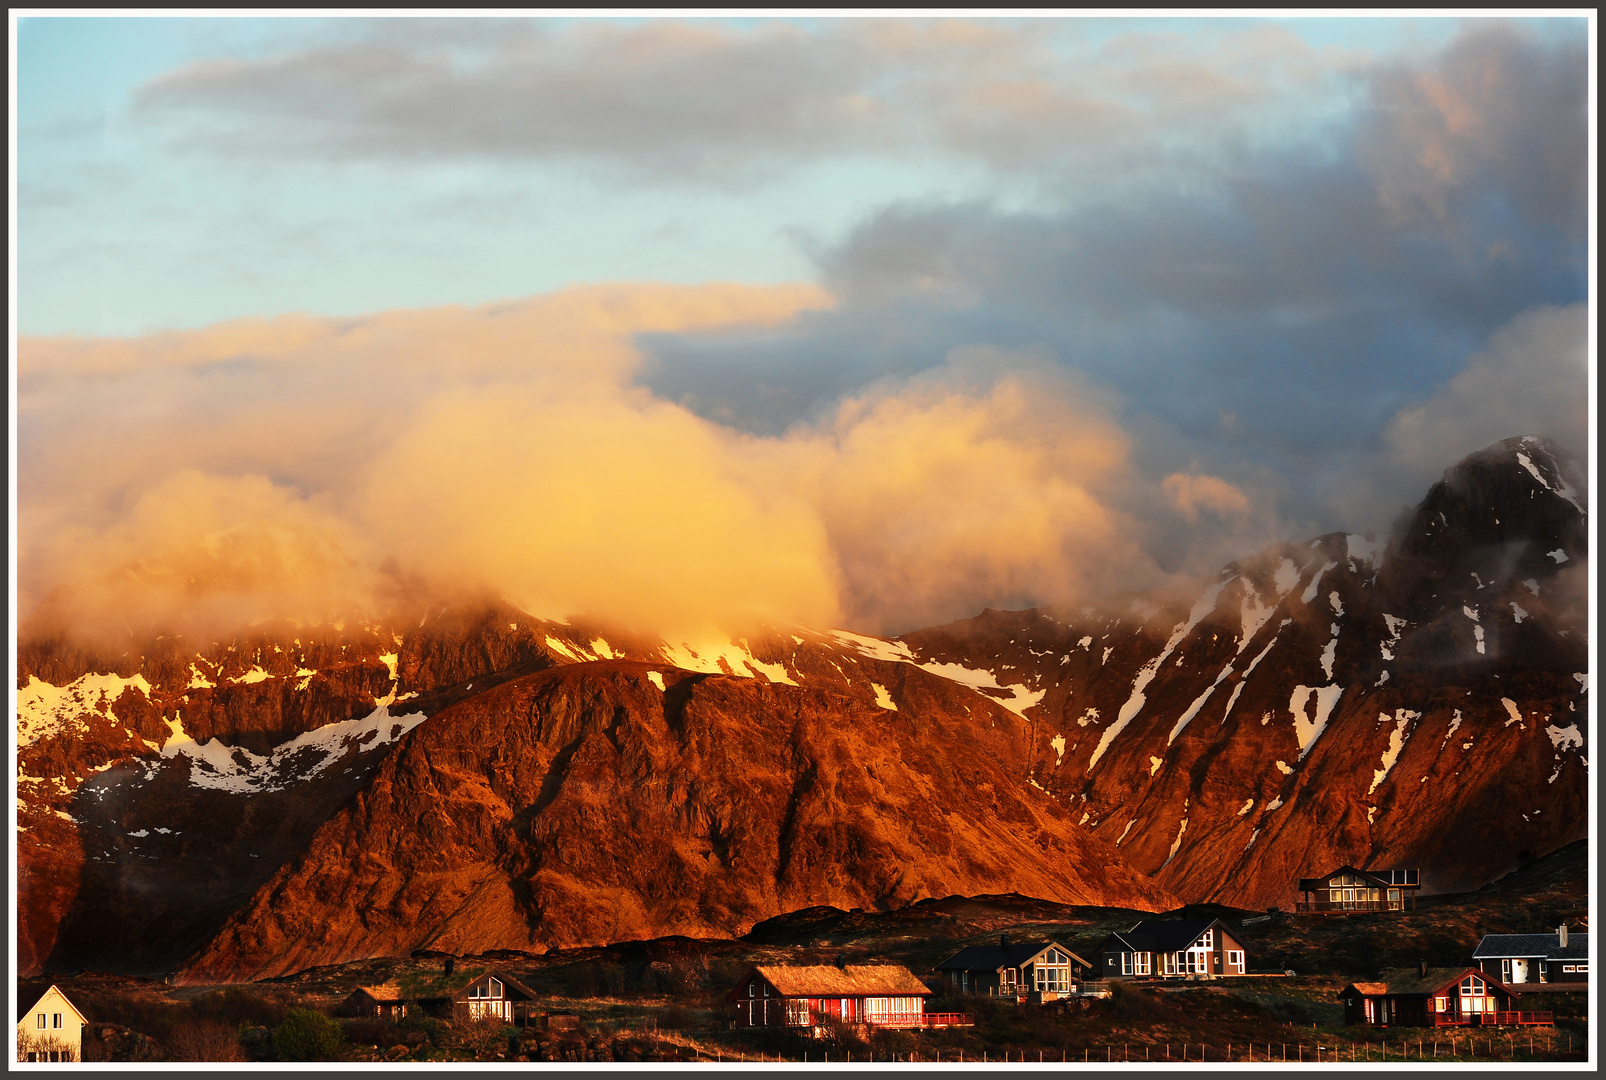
[166,1020,246,1062]
[273,1007,344,1061]
[192,987,288,1029]
[341,1017,405,1048]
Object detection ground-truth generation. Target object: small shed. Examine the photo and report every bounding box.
[338,983,410,1020]
[726,963,948,1030]
[16,986,87,1062]
[451,968,541,1026]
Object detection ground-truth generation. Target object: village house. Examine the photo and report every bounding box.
[337,983,410,1021]
[1473,924,1588,987]
[1097,918,1250,979]
[451,968,542,1026]
[1296,866,1421,913]
[725,962,968,1032]
[16,986,86,1062]
[934,935,1091,1001]
[1341,965,1550,1027]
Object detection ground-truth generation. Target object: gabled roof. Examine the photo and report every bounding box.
[732,964,931,1000]
[1298,865,1419,890]
[352,983,407,1003]
[16,986,88,1027]
[1346,967,1518,998]
[451,967,540,1001]
[1473,933,1589,962]
[935,940,1089,972]
[1105,918,1229,954]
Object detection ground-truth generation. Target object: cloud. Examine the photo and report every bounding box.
[1163,473,1253,525]
[1357,22,1588,237]
[129,18,1361,188]
[1384,303,1589,478]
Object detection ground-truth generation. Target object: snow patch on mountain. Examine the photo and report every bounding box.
[1289,684,1343,760]
[1368,709,1419,796]
[1302,562,1338,604]
[152,704,427,795]
[871,683,898,711]
[1168,663,1234,744]
[17,673,153,746]
[1089,577,1233,771]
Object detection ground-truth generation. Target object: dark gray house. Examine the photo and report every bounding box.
[1097,918,1250,979]
[1473,925,1588,986]
[934,936,1090,1000]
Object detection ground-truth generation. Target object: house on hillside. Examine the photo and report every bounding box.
[1342,965,1551,1027]
[338,984,410,1020]
[726,962,968,1031]
[934,935,1091,1001]
[1097,918,1251,979]
[1296,866,1421,913]
[451,968,542,1026]
[16,986,87,1062]
[1473,924,1589,986]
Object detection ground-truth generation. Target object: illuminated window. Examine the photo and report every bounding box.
[35,1014,45,1030]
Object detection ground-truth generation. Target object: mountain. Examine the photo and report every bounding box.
[900,435,1588,906]
[14,435,1586,978]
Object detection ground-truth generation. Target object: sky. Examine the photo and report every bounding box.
[11,13,1595,641]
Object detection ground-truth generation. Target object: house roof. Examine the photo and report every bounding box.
[741,964,932,999]
[1106,918,1228,954]
[16,986,88,1027]
[353,983,407,1003]
[1298,865,1420,890]
[1347,967,1518,998]
[1472,933,1589,962]
[935,941,1089,972]
[452,968,540,1001]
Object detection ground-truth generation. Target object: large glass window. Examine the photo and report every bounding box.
[1135,953,1151,975]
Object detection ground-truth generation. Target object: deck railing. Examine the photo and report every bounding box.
[866,1012,974,1029]
[1428,1011,1553,1027]
[1294,900,1405,913]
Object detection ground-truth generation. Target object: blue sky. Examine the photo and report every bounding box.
[12,14,1594,637]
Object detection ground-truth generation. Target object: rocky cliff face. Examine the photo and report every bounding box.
[15,436,1587,978]
[900,436,1588,907]
[178,658,1176,982]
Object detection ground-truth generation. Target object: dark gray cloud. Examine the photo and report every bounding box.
[638,22,1589,534]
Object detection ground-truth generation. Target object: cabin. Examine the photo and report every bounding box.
[16,986,87,1062]
[1296,866,1420,913]
[1097,918,1250,979]
[934,935,1091,1001]
[451,968,541,1026]
[1473,925,1589,986]
[726,963,966,1031]
[1342,966,1550,1027]
[338,983,410,1020]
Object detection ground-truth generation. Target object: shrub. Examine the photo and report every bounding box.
[273,1007,344,1061]
[341,1017,405,1048]
[166,1019,246,1062]
[192,987,288,1029]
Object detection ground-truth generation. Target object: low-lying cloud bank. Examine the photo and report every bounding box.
[20,282,1291,643]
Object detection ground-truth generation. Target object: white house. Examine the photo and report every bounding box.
[16,986,86,1062]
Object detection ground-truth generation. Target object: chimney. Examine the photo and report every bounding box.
[1419,960,1427,978]
[834,954,846,970]
[1559,923,1568,948]
[445,957,455,978]
[1000,933,1010,949]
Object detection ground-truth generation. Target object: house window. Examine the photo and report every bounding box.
[35,1014,45,1030]
[1121,953,1132,975]
[1501,959,1512,981]
[489,978,504,999]
[1135,953,1151,976]
[1199,929,1214,949]
[748,983,756,997]
[469,985,481,998]
[1434,997,1447,1012]
[1227,951,1244,973]
[52,1014,62,1029]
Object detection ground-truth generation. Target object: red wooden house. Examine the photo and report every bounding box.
[726,963,969,1032]
[1342,966,1551,1028]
